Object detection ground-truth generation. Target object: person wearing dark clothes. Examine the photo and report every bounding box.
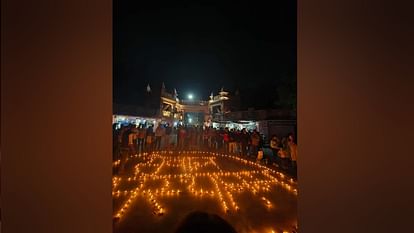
[171,126,178,150]
[178,126,187,150]
[190,127,198,150]
[228,129,237,154]
[270,135,281,165]
[215,128,223,151]
[185,126,191,149]
[173,211,238,233]
[239,128,250,157]
[119,125,131,174]
[250,130,260,158]
[121,126,130,149]
[196,126,203,150]
[203,127,209,150]
[235,130,241,155]
[208,126,215,150]
[164,124,172,149]
[223,128,229,153]
[137,125,146,153]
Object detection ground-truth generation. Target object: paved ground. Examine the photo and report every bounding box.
[113,151,298,233]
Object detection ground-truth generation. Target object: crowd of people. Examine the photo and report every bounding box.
[113,123,298,176]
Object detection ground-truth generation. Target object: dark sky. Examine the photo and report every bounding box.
[114,0,296,109]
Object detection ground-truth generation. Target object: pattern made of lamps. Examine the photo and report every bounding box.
[113,150,298,227]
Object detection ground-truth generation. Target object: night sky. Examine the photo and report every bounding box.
[114,0,296,110]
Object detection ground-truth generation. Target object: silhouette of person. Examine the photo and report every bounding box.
[173,211,238,233]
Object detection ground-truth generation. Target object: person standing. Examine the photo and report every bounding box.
[228,129,236,154]
[113,124,122,175]
[176,126,181,150]
[154,124,164,150]
[250,130,260,158]
[278,137,290,170]
[137,124,146,153]
[203,127,209,150]
[208,126,216,150]
[190,126,197,150]
[146,125,154,153]
[160,124,166,149]
[171,126,178,150]
[164,124,172,150]
[195,125,202,149]
[178,126,187,150]
[239,129,249,157]
[215,128,223,151]
[184,126,190,150]
[270,135,281,165]
[223,128,229,153]
[235,130,242,155]
[128,128,137,156]
[288,134,297,172]
[131,125,139,154]
[186,126,191,150]
[119,125,131,174]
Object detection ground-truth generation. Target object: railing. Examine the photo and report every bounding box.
[210,95,228,101]
[180,100,208,106]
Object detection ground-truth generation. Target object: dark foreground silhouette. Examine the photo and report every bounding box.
[173,211,238,233]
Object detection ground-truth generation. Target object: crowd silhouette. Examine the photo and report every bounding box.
[113,123,297,177]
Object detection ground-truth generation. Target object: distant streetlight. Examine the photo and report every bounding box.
[188,94,193,100]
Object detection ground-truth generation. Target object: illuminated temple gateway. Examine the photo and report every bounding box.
[113,83,296,138]
[113,83,237,126]
[159,84,238,127]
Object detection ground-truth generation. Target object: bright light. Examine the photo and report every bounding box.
[189,118,193,123]
[188,94,193,100]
